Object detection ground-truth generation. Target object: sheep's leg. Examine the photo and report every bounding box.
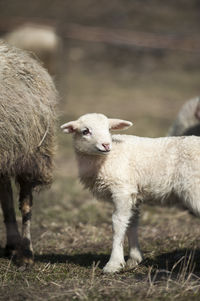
[126,212,143,268]
[18,181,34,266]
[0,178,21,256]
[103,194,133,273]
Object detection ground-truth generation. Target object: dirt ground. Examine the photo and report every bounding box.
[0,1,200,300]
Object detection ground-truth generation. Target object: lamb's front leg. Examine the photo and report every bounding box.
[103,193,133,273]
[126,212,143,269]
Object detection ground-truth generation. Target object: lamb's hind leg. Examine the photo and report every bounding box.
[18,180,34,266]
[0,177,21,257]
[126,210,143,269]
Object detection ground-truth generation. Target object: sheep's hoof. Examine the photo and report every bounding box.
[4,244,18,258]
[5,244,34,268]
[18,256,34,270]
[103,261,125,273]
[15,248,34,268]
[17,255,34,269]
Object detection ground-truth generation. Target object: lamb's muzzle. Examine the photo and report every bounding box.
[97,143,111,153]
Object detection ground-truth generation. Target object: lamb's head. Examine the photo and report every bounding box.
[61,113,133,156]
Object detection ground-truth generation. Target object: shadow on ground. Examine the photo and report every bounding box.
[1,244,200,278]
[34,248,200,274]
[141,248,200,281]
[35,252,110,269]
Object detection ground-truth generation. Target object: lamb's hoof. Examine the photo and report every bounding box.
[126,257,142,269]
[103,261,125,273]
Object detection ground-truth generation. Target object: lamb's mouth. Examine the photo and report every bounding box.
[96,147,111,154]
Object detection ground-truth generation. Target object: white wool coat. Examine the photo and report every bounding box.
[77,134,200,214]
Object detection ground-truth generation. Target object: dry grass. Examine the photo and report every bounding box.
[1,204,200,300]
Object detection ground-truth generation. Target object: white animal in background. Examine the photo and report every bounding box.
[61,113,200,273]
[4,23,62,75]
[168,96,200,136]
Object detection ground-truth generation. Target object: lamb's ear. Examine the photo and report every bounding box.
[61,121,78,134]
[109,119,133,130]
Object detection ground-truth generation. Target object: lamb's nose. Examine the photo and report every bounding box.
[102,143,111,152]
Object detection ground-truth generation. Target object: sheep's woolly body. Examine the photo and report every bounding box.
[168,97,200,136]
[0,40,57,265]
[0,40,57,185]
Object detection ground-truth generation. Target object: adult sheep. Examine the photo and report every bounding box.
[168,97,200,136]
[61,113,200,273]
[0,40,58,266]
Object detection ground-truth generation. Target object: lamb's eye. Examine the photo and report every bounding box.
[82,128,91,136]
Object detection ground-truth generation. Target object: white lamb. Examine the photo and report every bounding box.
[61,113,200,273]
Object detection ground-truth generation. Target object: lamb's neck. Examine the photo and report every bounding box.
[75,151,106,180]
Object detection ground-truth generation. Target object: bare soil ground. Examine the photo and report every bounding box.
[0,1,200,300]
